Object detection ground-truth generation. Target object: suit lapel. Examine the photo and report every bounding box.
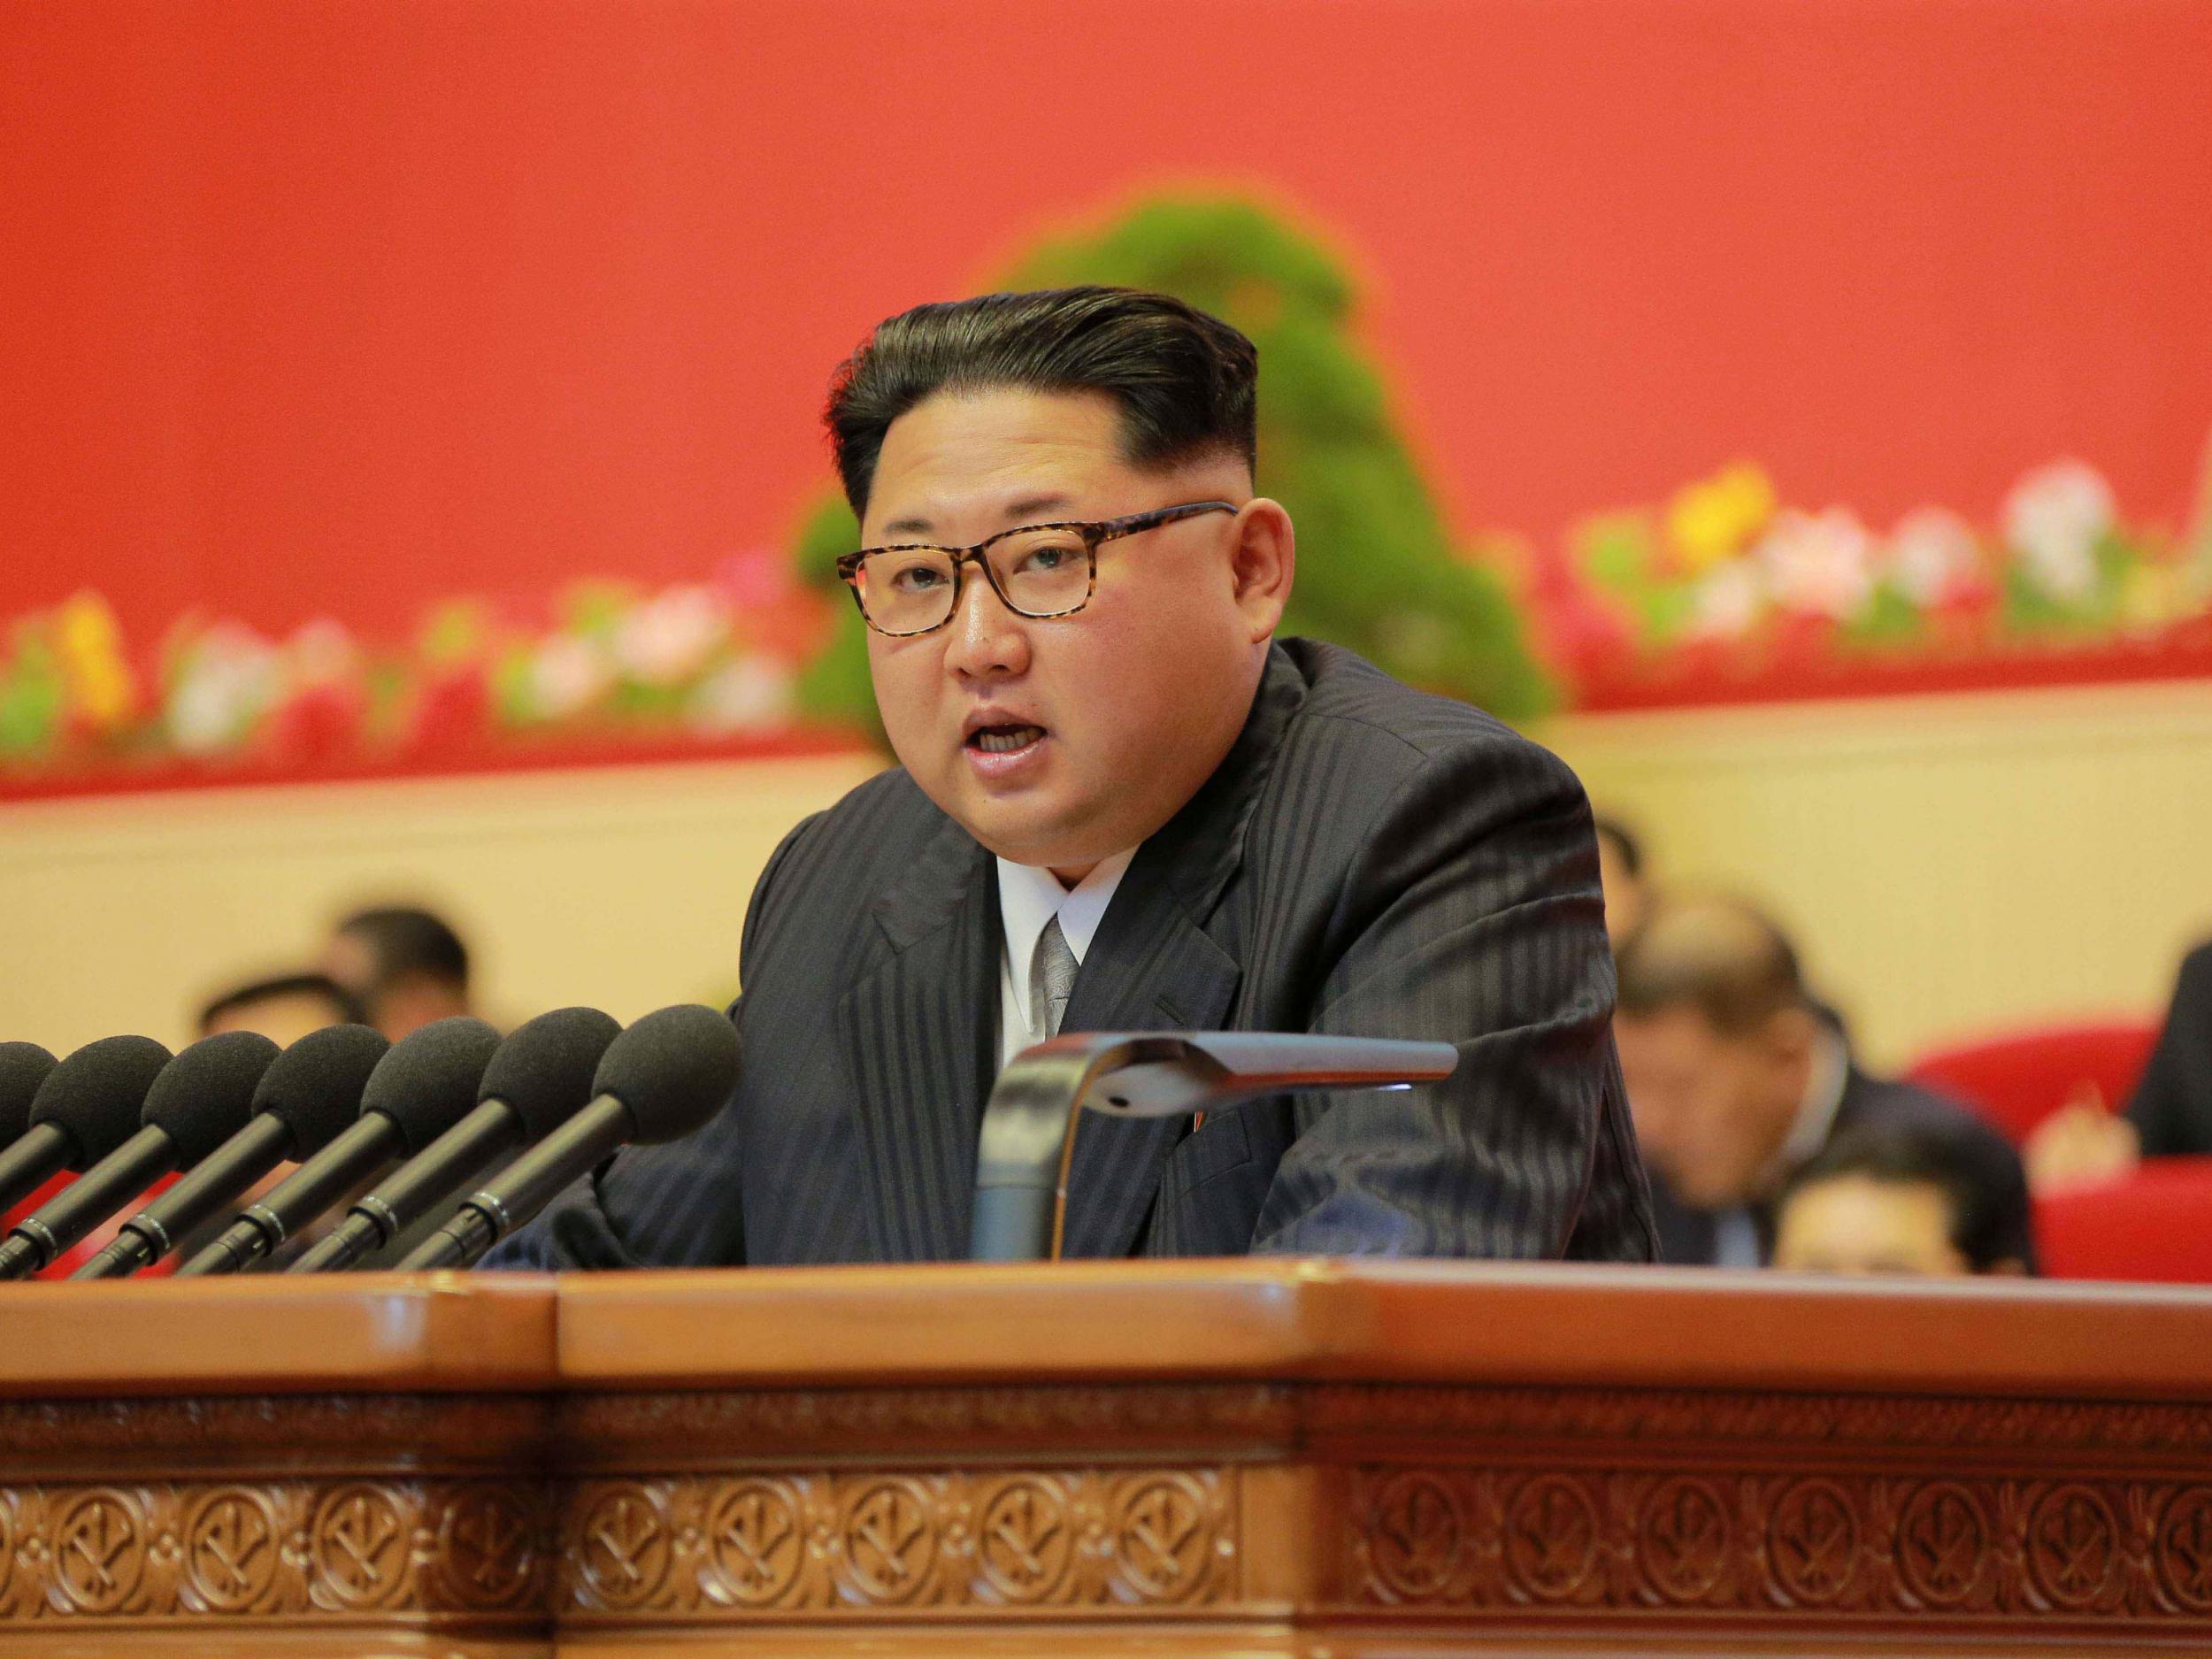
[1056,889,1241,1257]
[834,816,998,1262]
[1056,646,1308,1258]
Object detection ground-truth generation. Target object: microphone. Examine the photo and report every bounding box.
[398,1003,741,1271]
[0,1033,266,1279]
[0,1042,61,1210]
[0,1035,170,1241]
[176,1016,498,1276]
[968,1030,1462,1263]
[74,1024,388,1279]
[289,1006,620,1273]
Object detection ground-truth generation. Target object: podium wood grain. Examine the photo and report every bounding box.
[2,1261,2209,1655]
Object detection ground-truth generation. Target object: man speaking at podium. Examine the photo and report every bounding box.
[489,288,1655,1269]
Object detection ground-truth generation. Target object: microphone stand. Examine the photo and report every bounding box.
[968,1031,1459,1263]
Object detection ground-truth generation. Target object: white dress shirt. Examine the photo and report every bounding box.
[995,849,1135,1069]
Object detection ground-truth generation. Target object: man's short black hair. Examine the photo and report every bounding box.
[335,905,470,992]
[1779,1108,2039,1275]
[198,972,366,1037]
[825,287,1259,517]
[1615,894,1805,1037]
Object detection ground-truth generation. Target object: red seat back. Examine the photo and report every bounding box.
[1906,1022,2157,1144]
[2034,1157,2212,1283]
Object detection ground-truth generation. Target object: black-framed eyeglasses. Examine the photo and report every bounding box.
[834,500,1238,638]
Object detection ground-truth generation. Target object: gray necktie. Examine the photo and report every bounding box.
[1029,915,1078,1039]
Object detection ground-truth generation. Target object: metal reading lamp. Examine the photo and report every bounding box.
[969,1031,1460,1262]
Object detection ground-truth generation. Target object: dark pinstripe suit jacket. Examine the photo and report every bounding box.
[486,638,1658,1269]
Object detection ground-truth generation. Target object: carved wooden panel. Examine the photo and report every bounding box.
[558,1467,1236,1619]
[1349,1466,2212,1629]
[1303,1382,2212,1458]
[0,1478,548,1627]
[557,1384,1294,1466]
[0,1394,551,1480]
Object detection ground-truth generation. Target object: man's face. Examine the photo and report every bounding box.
[859,388,1289,877]
[1614,1004,1807,1209]
[1773,1175,1971,1275]
[320,931,376,999]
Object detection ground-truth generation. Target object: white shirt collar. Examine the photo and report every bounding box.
[995,848,1136,985]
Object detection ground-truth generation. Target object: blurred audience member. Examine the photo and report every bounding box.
[2026,939,2212,1191]
[1614,893,1981,1266]
[199,972,366,1046]
[1592,815,1648,949]
[1772,1110,2034,1277]
[323,905,472,1039]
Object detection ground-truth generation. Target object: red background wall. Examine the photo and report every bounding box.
[5,0,2210,646]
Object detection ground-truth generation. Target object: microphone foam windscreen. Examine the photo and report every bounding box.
[479,1007,623,1142]
[592,1004,741,1144]
[29,1035,175,1167]
[0,1041,58,1145]
[363,1016,503,1154]
[253,1025,392,1156]
[139,1031,280,1165]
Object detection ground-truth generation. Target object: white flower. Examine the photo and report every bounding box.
[687,657,793,734]
[2004,459,2115,603]
[527,635,615,718]
[1687,557,1766,638]
[612,586,731,687]
[166,626,281,754]
[1885,508,1982,607]
[1754,508,1875,620]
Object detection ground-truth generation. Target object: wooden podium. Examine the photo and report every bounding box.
[2,1260,2209,1655]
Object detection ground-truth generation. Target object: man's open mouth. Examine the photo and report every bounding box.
[967,723,1047,754]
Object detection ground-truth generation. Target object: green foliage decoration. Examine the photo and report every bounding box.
[791,195,1556,741]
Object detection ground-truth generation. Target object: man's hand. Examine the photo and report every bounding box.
[2024,1090,2139,1193]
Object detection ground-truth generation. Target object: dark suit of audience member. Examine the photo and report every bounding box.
[491,641,1656,1268]
[2127,940,2212,1156]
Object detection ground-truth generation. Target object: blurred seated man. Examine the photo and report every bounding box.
[199,972,367,1047]
[1592,815,1649,949]
[1614,893,1981,1266]
[2025,938,2212,1191]
[1772,1110,2034,1277]
[321,904,472,1040]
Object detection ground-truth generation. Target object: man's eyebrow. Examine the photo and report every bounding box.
[1002,493,1074,523]
[875,494,1077,542]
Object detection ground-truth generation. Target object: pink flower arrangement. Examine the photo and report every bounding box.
[0,565,831,784]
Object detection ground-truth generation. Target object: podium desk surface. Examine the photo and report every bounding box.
[4,1257,2208,1401]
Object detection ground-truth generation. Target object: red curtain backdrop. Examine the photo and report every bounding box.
[6,0,2210,648]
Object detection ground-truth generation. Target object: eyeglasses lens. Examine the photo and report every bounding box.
[857,528,1091,633]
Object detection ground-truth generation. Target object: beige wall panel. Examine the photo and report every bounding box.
[0,755,880,1054]
[4,681,2208,1069]
[1541,680,2212,1069]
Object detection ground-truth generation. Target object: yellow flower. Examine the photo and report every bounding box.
[1666,463,1778,572]
[55,590,137,732]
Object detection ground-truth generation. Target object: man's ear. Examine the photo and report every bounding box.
[1227,497,1294,641]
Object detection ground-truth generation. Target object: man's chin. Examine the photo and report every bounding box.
[952,797,1109,873]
